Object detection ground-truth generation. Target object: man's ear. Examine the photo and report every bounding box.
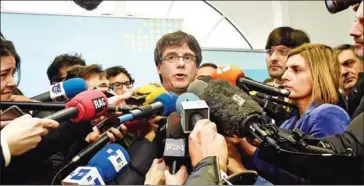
[157,63,161,74]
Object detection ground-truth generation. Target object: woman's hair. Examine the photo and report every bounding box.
[288,43,340,105]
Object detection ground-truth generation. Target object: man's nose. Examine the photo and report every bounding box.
[176,57,185,67]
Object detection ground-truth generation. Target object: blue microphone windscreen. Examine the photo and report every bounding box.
[63,78,87,98]
[153,92,178,116]
[175,92,201,115]
[88,143,130,182]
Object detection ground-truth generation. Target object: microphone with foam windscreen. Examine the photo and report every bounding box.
[73,0,103,11]
[68,92,178,166]
[186,79,282,149]
[62,143,129,185]
[123,83,168,132]
[175,93,209,133]
[43,89,108,123]
[187,80,208,97]
[123,92,177,134]
[130,83,167,105]
[31,78,87,102]
[211,65,290,97]
[163,111,187,175]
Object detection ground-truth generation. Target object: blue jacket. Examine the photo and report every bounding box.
[248,102,350,184]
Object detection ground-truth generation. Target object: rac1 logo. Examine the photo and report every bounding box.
[93,97,106,113]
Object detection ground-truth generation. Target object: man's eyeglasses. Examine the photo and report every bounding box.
[110,82,133,91]
[160,54,196,64]
[266,48,290,57]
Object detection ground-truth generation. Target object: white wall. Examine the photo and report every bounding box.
[209,1,356,49]
[286,1,355,48]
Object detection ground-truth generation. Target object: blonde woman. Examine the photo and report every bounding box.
[279,43,349,137]
[240,44,350,184]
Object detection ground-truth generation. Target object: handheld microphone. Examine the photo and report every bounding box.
[62,143,129,185]
[0,101,65,111]
[68,92,178,166]
[43,90,108,123]
[212,65,290,97]
[31,78,87,102]
[163,112,187,174]
[0,101,139,113]
[186,79,265,136]
[175,93,209,133]
[132,83,167,105]
[189,79,283,150]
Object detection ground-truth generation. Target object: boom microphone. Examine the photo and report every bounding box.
[188,79,284,150]
[73,0,103,11]
[212,65,290,97]
[31,78,87,102]
[187,79,264,137]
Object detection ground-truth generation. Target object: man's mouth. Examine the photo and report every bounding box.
[174,73,187,79]
[270,65,281,69]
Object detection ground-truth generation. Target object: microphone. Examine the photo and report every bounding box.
[163,112,187,174]
[62,143,129,185]
[211,65,290,97]
[73,0,103,11]
[187,80,208,97]
[43,89,108,123]
[131,83,167,105]
[123,92,178,133]
[0,101,139,113]
[0,101,65,111]
[186,79,266,136]
[175,92,209,133]
[68,92,178,166]
[31,78,87,102]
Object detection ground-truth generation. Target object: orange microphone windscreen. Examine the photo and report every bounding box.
[211,65,245,86]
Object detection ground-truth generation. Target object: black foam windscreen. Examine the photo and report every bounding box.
[73,0,103,11]
[198,79,263,137]
[187,80,208,97]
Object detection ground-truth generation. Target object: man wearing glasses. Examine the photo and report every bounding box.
[105,66,135,95]
[265,27,310,87]
[154,30,202,95]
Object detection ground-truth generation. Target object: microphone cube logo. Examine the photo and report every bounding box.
[70,168,91,180]
[164,138,186,157]
[93,97,107,113]
[51,83,62,94]
[165,144,184,152]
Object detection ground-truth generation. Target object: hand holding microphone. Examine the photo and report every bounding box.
[86,124,128,143]
[164,165,188,185]
[188,119,228,172]
[1,114,59,157]
[144,158,167,185]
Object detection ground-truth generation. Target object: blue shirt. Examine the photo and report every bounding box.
[280,102,350,138]
[249,102,350,184]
